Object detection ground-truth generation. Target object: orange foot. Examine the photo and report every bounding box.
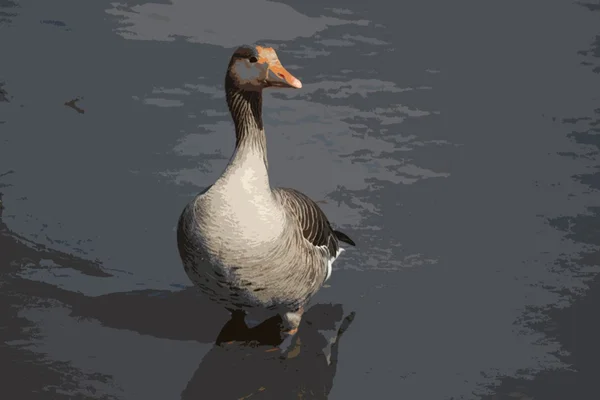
[285,328,298,336]
[264,347,280,353]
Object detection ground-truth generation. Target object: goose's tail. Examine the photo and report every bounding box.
[333,230,356,246]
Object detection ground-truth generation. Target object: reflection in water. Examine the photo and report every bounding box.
[183,304,355,400]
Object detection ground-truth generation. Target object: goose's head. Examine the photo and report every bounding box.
[227,45,302,92]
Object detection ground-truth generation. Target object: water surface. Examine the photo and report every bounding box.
[1,0,599,399]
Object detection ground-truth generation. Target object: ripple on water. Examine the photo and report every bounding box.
[104,0,449,273]
[105,0,368,48]
[157,74,448,272]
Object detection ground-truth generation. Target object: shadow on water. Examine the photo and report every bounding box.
[483,13,600,396]
[1,185,113,399]
[0,183,226,398]
[1,179,354,399]
[0,191,230,339]
[184,304,355,400]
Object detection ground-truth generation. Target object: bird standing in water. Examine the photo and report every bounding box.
[177,45,355,349]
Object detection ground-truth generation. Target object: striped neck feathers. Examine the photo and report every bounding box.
[225,75,268,168]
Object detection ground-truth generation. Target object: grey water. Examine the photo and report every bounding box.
[1,0,599,399]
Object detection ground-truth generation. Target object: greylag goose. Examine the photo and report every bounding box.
[177,45,355,345]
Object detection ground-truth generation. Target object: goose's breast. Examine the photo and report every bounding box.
[195,188,285,263]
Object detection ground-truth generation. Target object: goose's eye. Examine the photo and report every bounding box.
[249,56,258,63]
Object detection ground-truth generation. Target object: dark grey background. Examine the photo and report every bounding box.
[1,0,599,399]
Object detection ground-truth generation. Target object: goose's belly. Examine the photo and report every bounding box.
[178,192,297,309]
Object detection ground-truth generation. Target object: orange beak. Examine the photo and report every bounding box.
[265,64,302,89]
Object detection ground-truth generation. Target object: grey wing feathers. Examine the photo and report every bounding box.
[177,185,212,261]
[275,188,355,256]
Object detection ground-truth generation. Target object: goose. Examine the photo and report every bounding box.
[177,45,355,346]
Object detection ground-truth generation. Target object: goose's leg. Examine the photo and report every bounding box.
[279,307,305,357]
[281,307,304,336]
[265,307,304,353]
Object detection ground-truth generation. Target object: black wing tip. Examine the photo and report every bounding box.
[334,230,356,246]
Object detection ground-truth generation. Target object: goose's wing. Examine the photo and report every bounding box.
[274,187,355,259]
[177,185,213,260]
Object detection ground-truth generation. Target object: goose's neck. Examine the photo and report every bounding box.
[226,80,268,168]
[221,79,271,191]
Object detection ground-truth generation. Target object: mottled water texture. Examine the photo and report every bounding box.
[1,0,599,399]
